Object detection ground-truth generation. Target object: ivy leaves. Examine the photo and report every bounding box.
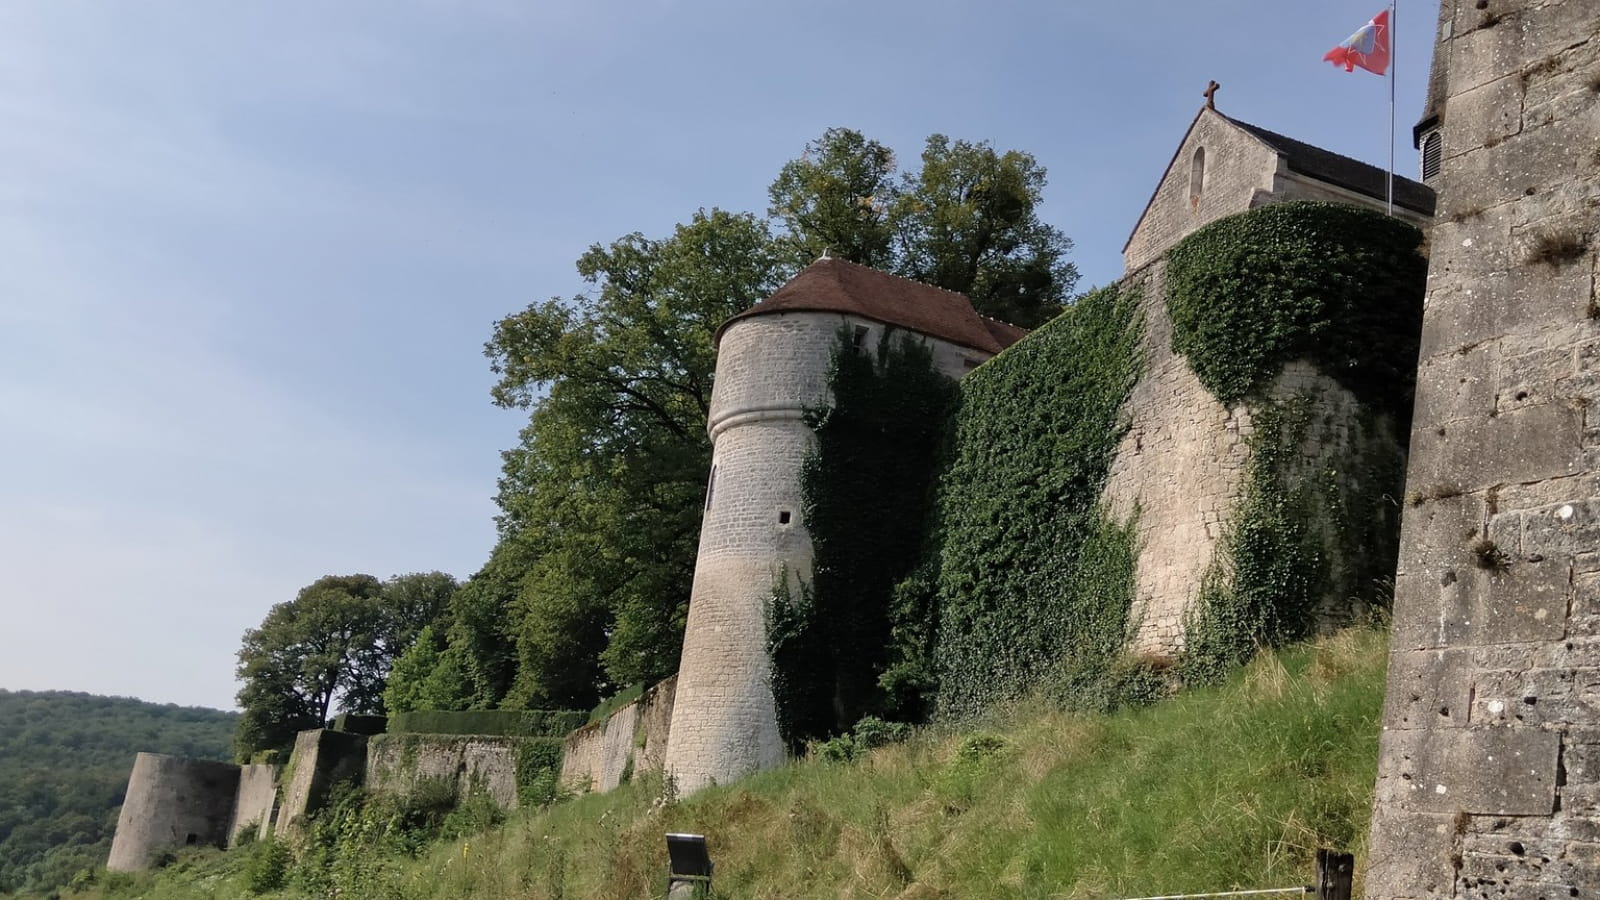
[930,284,1145,718]
[1165,201,1426,417]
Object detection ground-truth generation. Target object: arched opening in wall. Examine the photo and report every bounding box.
[1420,130,1442,182]
[185,834,199,846]
[1189,146,1206,205]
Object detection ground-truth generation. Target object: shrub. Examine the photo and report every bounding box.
[242,838,291,894]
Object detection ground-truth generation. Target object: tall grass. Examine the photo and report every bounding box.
[66,629,1387,900]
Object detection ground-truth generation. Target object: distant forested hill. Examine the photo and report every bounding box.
[0,689,237,896]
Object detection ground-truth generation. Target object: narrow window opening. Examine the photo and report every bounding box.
[778,510,791,525]
[852,325,870,353]
[185,833,199,846]
[1189,146,1206,203]
[1421,131,1443,182]
[704,464,717,511]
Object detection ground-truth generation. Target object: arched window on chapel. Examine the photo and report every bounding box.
[1189,146,1206,204]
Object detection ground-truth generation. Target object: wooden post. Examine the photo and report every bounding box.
[1316,849,1354,900]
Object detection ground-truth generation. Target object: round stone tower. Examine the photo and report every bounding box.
[662,258,1022,793]
[107,753,240,871]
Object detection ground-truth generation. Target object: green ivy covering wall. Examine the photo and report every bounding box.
[1180,394,1405,683]
[1166,202,1422,681]
[1165,201,1426,417]
[767,327,960,749]
[928,283,1145,719]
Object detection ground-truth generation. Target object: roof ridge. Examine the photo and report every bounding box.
[820,256,975,302]
[976,311,1024,330]
[1222,113,1430,189]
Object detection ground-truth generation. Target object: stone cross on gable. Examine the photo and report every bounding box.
[1204,80,1220,110]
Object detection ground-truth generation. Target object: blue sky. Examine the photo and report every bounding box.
[0,1,1432,710]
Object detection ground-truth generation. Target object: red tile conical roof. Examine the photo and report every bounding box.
[716,257,1023,354]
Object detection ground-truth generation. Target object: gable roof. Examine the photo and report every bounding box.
[1224,115,1436,215]
[1122,107,1436,253]
[717,257,1023,354]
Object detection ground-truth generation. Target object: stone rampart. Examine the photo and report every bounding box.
[365,734,527,811]
[228,763,279,846]
[1364,1,1600,896]
[560,676,676,794]
[274,729,367,836]
[1103,265,1406,657]
[107,753,240,872]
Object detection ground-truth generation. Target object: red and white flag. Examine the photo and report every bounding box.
[1324,9,1391,75]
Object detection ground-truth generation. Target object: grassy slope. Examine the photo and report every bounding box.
[73,629,1387,900]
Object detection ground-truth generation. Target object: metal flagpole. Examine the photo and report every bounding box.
[1388,0,1396,216]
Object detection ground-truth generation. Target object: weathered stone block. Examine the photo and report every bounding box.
[1414,343,1501,426]
[1363,808,1461,899]
[1381,648,1479,730]
[1446,74,1525,155]
[1408,403,1583,493]
[1523,498,1600,560]
[1470,667,1580,727]
[1376,726,1561,816]
[1392,561,1563,652]
[1396,492,1486,575]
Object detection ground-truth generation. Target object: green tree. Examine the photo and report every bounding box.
[379,571,457,651]
[768,127,898,268]
[891,135,1076,328]
[481,209,789,703]
[769,128,1075,327]
[234,573,416,757]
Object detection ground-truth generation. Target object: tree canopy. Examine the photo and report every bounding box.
[234,572,456,757]
[392,126,1078,716]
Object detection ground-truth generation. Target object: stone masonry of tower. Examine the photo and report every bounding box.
[662,259,1014,793]
[1364,0,1600,896]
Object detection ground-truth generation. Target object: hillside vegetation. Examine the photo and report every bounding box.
[0,690,236,897]
[70,629,1386,900]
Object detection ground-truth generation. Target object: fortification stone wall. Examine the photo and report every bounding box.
[274,729,367,836]
[1103,264,1392,655]
[228,763,280,847]
[1108,108,1421,656]
[365,734,525,811]
[560,675,676,794]
[1102,263,1250,653]
[107,753,240,872]
[666,311,985,793]
[1365,1,1600,896]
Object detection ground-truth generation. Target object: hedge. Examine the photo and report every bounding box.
[386,709,587,738]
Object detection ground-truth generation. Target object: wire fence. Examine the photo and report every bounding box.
[1112,849,1352,900]
[1117,886,1314,900]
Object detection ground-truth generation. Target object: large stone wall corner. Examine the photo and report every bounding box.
[561,675,677,794]
[1364,1,1600,897]
[273,729,367,837]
